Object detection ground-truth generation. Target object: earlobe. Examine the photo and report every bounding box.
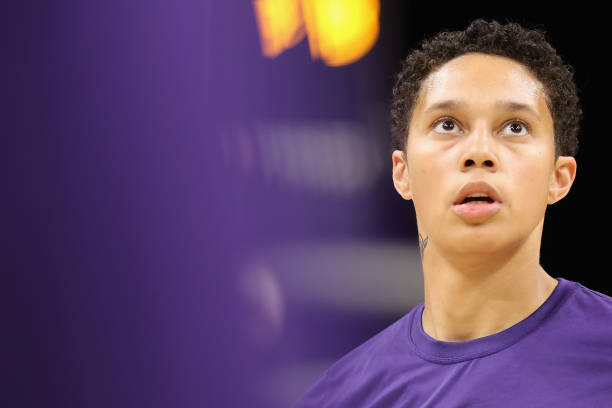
[392,150,412,201]
[547,156,577,204]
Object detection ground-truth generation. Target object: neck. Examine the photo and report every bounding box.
[419,221,558,342]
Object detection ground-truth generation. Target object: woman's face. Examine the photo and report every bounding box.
[392,52,576,256]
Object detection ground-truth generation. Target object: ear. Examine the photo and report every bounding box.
[547,156,577,205]
[392,150,412,200]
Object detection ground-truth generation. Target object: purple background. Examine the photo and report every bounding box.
[6,1,611,407]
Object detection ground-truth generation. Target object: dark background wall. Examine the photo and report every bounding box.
[5,1,608,407]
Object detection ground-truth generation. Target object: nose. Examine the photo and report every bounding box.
[459,125,498,172]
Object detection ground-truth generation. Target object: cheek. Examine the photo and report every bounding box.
[410,151,441,188]
[409,152,451,213]
[508,157,551,218]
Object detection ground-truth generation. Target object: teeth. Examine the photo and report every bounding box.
[467,193,489,198]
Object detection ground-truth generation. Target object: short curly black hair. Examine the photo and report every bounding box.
[390,19,582,159]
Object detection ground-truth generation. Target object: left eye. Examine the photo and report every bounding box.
[502,121,528,136]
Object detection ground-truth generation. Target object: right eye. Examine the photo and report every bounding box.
[433,118,460,134]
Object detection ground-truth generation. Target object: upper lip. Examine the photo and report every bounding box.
[453,181,502,205]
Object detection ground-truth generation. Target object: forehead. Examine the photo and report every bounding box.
[416,53,549,115]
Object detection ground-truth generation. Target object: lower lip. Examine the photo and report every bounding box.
[452,201,502,219]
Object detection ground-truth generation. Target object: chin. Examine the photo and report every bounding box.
[448,227,509,251]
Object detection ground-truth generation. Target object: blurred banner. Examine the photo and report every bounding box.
[5,1,418,407]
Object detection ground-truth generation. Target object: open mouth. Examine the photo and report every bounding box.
[452,193,502,219]
[460,196,495,204]
[452,183,502,218]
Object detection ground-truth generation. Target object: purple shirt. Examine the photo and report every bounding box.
[293,277,612,407]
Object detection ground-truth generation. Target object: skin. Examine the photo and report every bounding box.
[392,53,577,342]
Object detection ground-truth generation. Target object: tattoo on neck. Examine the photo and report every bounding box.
[418,232,428,260]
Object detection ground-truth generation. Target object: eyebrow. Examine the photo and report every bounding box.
[423,99,541,120]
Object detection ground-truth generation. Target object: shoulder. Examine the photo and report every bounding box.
[292,309,418,408]
[557,278,612,340]
[574,281,612,302]
[566,279,612,314]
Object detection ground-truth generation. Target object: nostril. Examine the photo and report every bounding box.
[484,160,494,167]
[465,159,475,166]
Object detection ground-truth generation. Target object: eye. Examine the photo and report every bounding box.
[433,118,461,134]
[501,120,529,136]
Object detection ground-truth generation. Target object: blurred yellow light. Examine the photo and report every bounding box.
[302,0,380,66]
[252,0,380,66]
[253,0,306,58]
